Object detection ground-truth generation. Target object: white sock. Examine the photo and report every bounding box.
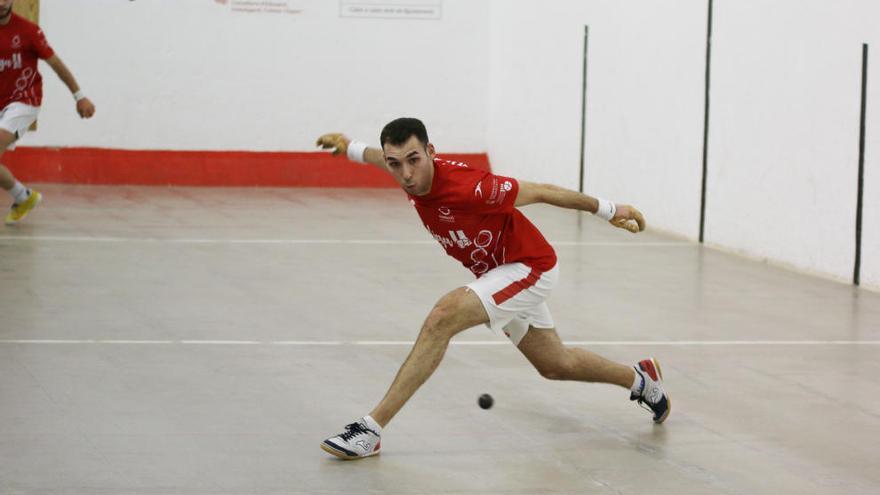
[7,181,29,204]
[362,415,383,435]
[630,367,645,394]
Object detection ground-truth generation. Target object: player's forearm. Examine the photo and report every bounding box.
[316,134,387,172]
[519,181,643,232]
[538,184,600,214]
[363,147,388,171]
[46,55,80,95]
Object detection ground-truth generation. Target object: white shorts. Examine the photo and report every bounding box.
[466,262,559,346]
[0,102,40,150]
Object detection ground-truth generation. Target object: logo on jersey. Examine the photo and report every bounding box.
[425,227,472,250]
[425,225,503,273]
[0,53,23,72]
[426,226,454,249]
[473,181,483,198]
[11,36,21,49]
[438,206,455,223]
[468,230,498,275]
[449,230,471,248]
[486,178,510,206]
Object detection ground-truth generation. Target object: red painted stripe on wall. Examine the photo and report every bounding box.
[3,147,491,187]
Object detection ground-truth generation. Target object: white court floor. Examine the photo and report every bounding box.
[1,184,879,495]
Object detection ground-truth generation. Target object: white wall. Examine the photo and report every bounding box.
[487,0,707,239]
[707,0,880,288]
[486,0,880,290]
[859,22,880,290]
[21,0,489,152]
[14,0,880,289]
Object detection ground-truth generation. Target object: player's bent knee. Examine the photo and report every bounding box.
[421,290,473,339]
[420,304,457,339]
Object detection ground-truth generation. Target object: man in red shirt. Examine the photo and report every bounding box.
[316,118,669,459]
[0,0,95,225]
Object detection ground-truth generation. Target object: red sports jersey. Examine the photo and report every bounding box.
[408,158,557,277]
[0,13,54,108]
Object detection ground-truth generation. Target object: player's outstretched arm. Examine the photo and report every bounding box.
[516,181,646,234]
[45,55,95,119]
[316,133,388,172]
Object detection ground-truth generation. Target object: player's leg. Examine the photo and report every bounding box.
[0,104,42,225]
[0,162,16,189]
[369,286,489,426]
[515,324,670,423]
[0,129,18,189]
[515,325,633,387]
[321,286,489,459]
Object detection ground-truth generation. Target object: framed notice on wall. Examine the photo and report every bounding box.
[214,0,307,16]
[13,0,39,131]
[340,0,441,20]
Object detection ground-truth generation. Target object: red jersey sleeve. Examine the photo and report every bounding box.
[466,172,519,214]
[32,27,54,60]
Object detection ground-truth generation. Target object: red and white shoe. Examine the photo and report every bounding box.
[321,416,382,460]
[630,358,671,424]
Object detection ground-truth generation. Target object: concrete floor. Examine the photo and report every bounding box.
[1,184,879,494]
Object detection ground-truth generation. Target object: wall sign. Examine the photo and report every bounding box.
[340,0,441,20]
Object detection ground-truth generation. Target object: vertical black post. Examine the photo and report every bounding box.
[854,43,868,286]
[578,25,589,193]
[699,0,713,243]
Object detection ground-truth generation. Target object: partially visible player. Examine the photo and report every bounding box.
[315,118,669,460]
[0,0,95,225]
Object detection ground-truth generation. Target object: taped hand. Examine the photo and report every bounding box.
[315,133,350,156]
[610,204,646,233]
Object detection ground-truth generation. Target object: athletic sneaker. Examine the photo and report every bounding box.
[321,416,382,459]
[5,190,42,225]
[630,358,671,424]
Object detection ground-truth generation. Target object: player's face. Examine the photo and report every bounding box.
[0,0,13,19]
[383,135,436,196]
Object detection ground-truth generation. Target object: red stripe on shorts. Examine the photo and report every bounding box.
[491,267,542,305]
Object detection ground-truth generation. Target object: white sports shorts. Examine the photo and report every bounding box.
[0,102,40,150]
[466,261,559,346]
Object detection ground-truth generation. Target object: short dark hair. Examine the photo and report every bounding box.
[380,117,429,148]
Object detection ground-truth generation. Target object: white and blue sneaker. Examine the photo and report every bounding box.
[630,358,671,424]
[321,416,382,460]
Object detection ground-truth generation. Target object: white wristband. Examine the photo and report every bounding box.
[73,90,86,102]
[595,198,617,221]
[346,141,369,163]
